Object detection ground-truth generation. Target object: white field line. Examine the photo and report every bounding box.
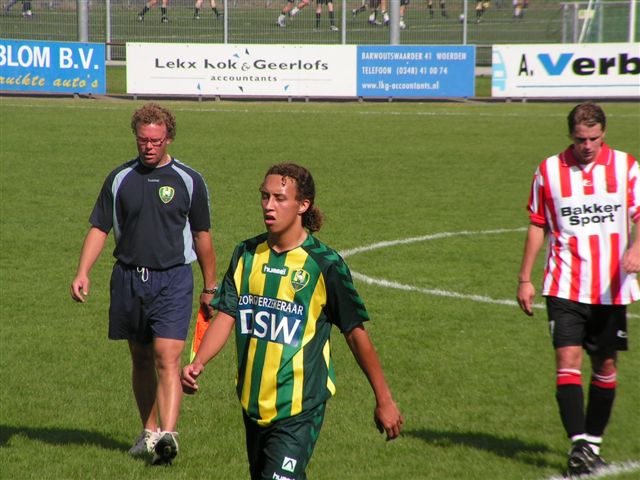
[540,461,640,480]
[340,228,639,318]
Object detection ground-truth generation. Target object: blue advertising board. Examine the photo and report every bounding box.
[357,45,475,98]
[0,39,106,94]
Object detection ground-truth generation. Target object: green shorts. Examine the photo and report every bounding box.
[243,402,326,480]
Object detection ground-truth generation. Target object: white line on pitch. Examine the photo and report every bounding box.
[341,228,639,318]
[540,461,640,480]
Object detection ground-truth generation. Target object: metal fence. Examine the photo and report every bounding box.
[1,0,638,63]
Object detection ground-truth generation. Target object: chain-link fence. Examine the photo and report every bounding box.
[1,0,638,63]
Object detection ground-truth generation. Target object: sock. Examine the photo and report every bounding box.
[329,10,334,24]
[556,369,585,439]
[585,435,602,455]
[139,5,149,15]
[161,6,167,15]
[585,371,616,443]
[290,6,299,15]
[315,12,320,27]
[194,7,200,15]
[212,6,219,15]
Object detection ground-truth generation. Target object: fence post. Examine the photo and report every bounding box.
[341,0,346,44]
[462,0,468,44]
[77,0,89,42]
[630,0,637,42]
[106,0,112,61]
[224,0,228,43]
[389,0,400,45]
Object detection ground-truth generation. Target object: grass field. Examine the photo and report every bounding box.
[1,98,639,479]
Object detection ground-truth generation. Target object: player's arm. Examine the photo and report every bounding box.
[193,229,217,318]
[516,223,545,316]
[181,310,235,393]
[70,226,108,303]
[622,219,640,274]
[344,324,403,440]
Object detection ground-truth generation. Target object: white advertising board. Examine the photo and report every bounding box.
[492,43,639,98]
[126,43,357,97]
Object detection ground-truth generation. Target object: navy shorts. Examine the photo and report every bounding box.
[108,262,194,344]
[243,402,326,480]
[546,296,628,356]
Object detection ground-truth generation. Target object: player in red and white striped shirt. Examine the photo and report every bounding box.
[517,103,640,477]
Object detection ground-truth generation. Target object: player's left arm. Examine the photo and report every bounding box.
[622,156,640,274]
[193,230,217,318]
[622,218,640,273]
[344,324,403,440]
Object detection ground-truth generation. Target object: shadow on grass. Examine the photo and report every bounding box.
[405,428,562,470]
[0,425,129,451]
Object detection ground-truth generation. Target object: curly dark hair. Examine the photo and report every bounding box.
[130,103,177,139]
[567,102,606,134]
[264,163,324,233]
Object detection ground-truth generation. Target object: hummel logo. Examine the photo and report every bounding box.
[281,456,297,473]
[583,179,592,187]
[263,264,289,276]
[616,330,627,339]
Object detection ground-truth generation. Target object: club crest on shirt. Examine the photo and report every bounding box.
[159,186,175,204]
[290,269,310,292]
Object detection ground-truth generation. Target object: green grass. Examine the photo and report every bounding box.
[1,98,639,479]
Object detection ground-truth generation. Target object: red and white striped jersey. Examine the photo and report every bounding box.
[528,143,640,305]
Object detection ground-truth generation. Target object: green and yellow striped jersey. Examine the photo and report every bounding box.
[214,233,369,426]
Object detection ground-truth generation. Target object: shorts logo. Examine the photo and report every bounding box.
[616,329,627,339]
[281,456,297,473]
[159,186,175,204]
[290,269,310,292]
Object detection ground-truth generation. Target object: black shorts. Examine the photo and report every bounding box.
[108,262,194,344]
[401,0,409,6]
[243,402,326,480]
[317,0,332,5]
[369,0,381,8]
[546,296,628,356]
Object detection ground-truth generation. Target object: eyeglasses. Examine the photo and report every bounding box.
[136,136,167,147]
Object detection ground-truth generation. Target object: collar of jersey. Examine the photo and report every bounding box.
[561,142,611,168]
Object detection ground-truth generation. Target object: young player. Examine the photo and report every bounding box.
[315,0,339,30]
[137,0,170,23]
[277,0,310,27]
[182,163,403,479]
[3,0,32,16]
[194,0,221,19]
[427,0,447,18]
[517,102,640,477]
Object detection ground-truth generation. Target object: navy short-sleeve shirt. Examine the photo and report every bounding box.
[89,157,211,270]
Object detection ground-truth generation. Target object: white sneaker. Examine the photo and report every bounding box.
[330,24,339,31]
[152,431,179,465]
[128,429,160,457]
[399,20,406,29]
[277,13,285,27]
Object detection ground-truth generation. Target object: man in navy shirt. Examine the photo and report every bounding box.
[71,103,217,465]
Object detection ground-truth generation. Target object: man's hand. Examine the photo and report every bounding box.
[181,362,204,394]
[517,281,536,316]
[374,398,403,441]
[622,243,640,273]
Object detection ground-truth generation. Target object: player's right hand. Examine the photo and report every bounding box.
[70,276,89,303]
[181,363,204,394]
[516,281,536,316]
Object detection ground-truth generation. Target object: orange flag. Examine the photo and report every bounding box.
[189,305,211,362]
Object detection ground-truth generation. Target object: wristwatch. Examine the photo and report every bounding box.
[202,286,218,295]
